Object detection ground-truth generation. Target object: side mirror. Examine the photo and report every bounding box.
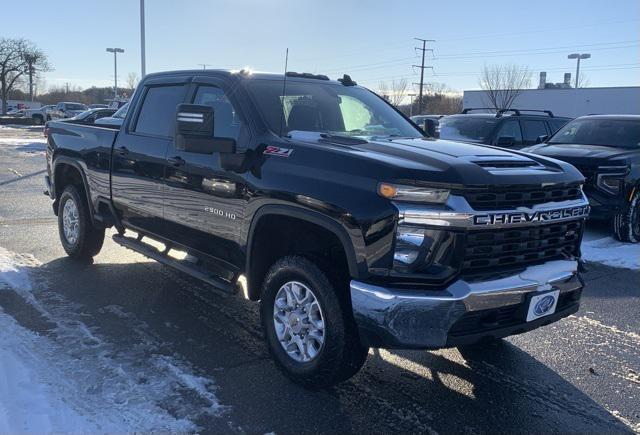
[536,134,549,144]
[496,136,516,147]
[422,119,438,138]
[175,103,236,154]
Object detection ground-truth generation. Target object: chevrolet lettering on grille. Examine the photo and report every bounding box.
[473,205,590,226]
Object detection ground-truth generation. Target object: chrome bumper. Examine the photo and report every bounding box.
[350,259,583,349]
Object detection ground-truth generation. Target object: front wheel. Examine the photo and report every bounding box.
[58,185,105,259]
[260,256,368,388]
[613,189,640,243]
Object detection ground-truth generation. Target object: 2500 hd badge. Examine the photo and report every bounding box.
[473,205,590,226]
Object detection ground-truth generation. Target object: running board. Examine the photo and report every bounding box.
[112,233,237,295]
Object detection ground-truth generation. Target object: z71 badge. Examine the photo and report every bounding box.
[263,145,293,157]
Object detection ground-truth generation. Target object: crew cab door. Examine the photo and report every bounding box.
[163,77,252,277]
[111,77,189,236]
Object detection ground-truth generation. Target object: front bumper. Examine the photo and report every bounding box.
[351,259,583,349]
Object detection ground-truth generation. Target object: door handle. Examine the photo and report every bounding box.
[168,156,186,167]
[116,146,128,156]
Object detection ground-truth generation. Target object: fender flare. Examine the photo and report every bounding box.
[52,156,96,223]
[245,204,365,298]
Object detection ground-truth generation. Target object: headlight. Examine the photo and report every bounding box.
[378,182,449,204]
[596,165,629,195]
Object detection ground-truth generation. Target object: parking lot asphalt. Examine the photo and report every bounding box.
[1,125,638,434]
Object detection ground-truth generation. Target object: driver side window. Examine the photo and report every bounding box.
[494,120,522,146]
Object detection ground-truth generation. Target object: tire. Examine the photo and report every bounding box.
[260,255,368,388]
[32,116,43,125]
[57,185,105,259]
[613,189,640,243]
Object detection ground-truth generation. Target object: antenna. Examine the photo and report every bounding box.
[279,48,289,137]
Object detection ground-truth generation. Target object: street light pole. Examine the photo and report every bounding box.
[408,93,417,117]
[567,53,591,88]
[140,0,146,77]
[106,48,125,99]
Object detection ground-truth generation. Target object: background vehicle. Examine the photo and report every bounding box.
[24,104,55,125]
[88,103,108,109]
[45,69,588,388]
[63,108,117,124]
[94,102,128,127]
[439,108,571,149]
[47,102,88,120]
[523,115,640,242]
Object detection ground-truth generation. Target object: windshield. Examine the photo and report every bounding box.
[439,116,498,142]
[549,118,640,149]
[244,79,421,139]
[66,103,87,111]
[69,110,92,120]
[113,102,129,119]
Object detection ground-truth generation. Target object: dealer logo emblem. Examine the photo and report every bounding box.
[534,295,556,316]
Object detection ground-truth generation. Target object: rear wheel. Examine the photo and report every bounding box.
[57,185,105,259]
[32,115,43,125]
[260,255,368,388]
[613,189,640,243]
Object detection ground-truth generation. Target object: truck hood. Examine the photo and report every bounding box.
[522,142,638,165]
[290,133,584,187]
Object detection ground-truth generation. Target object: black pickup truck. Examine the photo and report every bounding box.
[45,69,589,387]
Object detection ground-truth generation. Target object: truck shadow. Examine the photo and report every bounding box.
[17,256,633,434]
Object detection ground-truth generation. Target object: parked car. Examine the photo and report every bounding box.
[439,108,571,149]
[94,102,129,127]
[45,69,589,387]
[88,104,109,109]
[523,115,640,242]
[24,105,55,125]
[410,114,444,138]
[47,102,88,120]
[63,108,117,124]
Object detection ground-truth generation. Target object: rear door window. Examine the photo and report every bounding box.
[134,85,187,137]
[493,120,523,146]
[521,120,549,144]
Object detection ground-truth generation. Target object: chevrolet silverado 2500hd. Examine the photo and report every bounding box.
[45,69,589,387]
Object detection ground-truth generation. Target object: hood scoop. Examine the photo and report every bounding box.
[463,155,542,170]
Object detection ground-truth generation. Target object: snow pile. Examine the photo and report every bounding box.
[581,237,640,270]
[0,247,227,432]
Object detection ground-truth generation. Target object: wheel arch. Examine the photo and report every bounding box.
[52,157,95,223]
[245,204,364,301]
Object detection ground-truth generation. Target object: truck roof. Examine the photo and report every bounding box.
[143,69,351,86]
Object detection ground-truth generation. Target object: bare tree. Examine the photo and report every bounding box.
[0,38,51,113]
[126,72,139,92]
[388,78,408,107]
[577,73,590,88]
[479,64,531,111]
[378,81,390,102]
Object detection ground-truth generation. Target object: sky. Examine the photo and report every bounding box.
[3,0,639,95]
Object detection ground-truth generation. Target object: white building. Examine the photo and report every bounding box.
[463,86,640,118]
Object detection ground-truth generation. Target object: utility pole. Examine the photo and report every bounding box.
[140,0,146,77]
[65,82,70,94]
[198,63,212,70]
[413,38,434,115]
[106,47,125,99]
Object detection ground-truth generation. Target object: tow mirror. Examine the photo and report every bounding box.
[496,136,516,147]
[536,134,549,144]
[175,103,236,154]
[422,119,438,138]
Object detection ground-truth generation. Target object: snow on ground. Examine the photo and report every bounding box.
[0,247,227,432]
[581,237,640,270]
